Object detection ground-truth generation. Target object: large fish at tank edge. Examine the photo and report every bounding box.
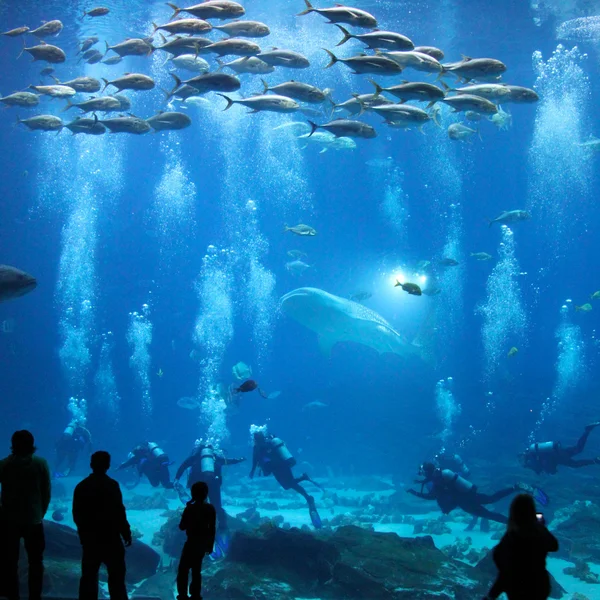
[280,287,421,358]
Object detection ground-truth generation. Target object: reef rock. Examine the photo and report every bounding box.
[127,492,170,510]
[553,501,600,563]
[203,524,490,599]
[19,521,160,598]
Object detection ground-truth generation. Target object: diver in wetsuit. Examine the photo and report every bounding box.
[55,421,92,478]
[407,462,527,525]
[249,427,322,529]
[434,452,489,532]
[175,441,246,531]
[116,442,174,489]
[520,422,600,475]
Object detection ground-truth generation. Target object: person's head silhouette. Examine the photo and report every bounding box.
[11,430,35,456]
[90,451,111,474]
[508,493,537,531]
[190,481,209,503]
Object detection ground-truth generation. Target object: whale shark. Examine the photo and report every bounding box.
[280,287,420,358]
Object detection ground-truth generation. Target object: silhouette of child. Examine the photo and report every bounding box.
[177,481,216,600]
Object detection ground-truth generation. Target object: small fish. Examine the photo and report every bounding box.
[214,21,270,38]
[170,54,210,73]
[0,92,40,108]
[146,111,192,131]
[507,347,518,358]
[102,56,123,65]
[168,1,245,20]
[29,20,63,38]
[439,258,459,267]
[1,26,30,37]
[465,110,482,122]
[285,260,311,275]
[303,401,329,410]
[83,7,110,17]
[65,116,106,136]
[40,67,55,76]
[578,135,600,152]
[257,49,310,69]
[157,369,164,378]
[83,49,103,64]
[100,116,151,134]
[324,50,403,75]
[216,57,274,75]
[308,119,376,139]
[79,36,99,53]
[414,46,445,60]
[218,93,299,113]
[22,43,66,64]
[448,123,479,142]
[591,291,600,300]
[105,38,154,57]
[575,303,592,313]
[287,250,308,260]
[298,131,356,153]
[102,74,155,92]
[261,80,329,104]
[30,84,75,98]
[334,25,413,50]
[394,281,422,296]
[422,286,441,297]
[471,252,493,261]
[284,224,317,236]
[298,0,378,28]
[17,114,63,131]
[153,18,212,36]
[441,94,498,115]
[51,76,101,93]
[488,210,531,227]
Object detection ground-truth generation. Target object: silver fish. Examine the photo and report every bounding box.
[102,73,155,92]
[214,21,270,38]
[325,50,402,75]
[168,1,245,20]
[262,80,329,103]
[152,18,211,35]
[17,114,63,131]
[146,111,192,131]
[203,38,261,57]
[218,93,299,113]
[335,25,413,50]
[29,20,63,38]
[0,265,37,302]
[308,119,376,139]
[217,57,274,74]
[257,49,310,69]
[441,94,498,114]
[100,116,151,134]
[0,92,40,108]
[298,0,377,28]
[22,43,66,64]
[488,210,531,227]
[52,76,101,93]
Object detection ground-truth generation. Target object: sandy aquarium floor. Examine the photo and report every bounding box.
[50,476,598,599]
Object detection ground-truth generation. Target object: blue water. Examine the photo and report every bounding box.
[1,0,600,506]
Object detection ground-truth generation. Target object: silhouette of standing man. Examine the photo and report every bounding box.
[0,430,51,600]
[177,481,216,600]
[73,451,132,600]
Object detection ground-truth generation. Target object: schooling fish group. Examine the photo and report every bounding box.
[2,0,537,140]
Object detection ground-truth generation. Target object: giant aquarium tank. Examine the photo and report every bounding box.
[1,0,600,598]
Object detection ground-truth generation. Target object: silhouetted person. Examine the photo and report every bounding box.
[485,494,558,600]
[0,430,51,600]
[177,481,216,600]
[407,462,528,525]
[55,420,92,478]
[73,451,132,600]
[175,441,246,532]
[520,422,600,475]
[250,427,322,529]
[116,442,174,489]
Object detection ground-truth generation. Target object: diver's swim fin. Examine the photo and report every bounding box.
[534,487,549,507]
[174,482,191,505]
[307,497,323,529]
[209,531,229,560]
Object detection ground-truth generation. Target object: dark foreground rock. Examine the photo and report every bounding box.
[17,520,160,598]
[552,501,600,564]
[203,524,491,599]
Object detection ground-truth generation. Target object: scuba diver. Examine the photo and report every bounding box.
[520,422,600,475]
[116,442,174,489]
[433,451,489,532]
[407,462,529,525]
[249,425,322,529]
[175,440,246,558]
[54,420,92,478]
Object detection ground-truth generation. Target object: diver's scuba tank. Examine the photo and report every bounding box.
[529,441,558,455]
[200,446,216,474]
[440,469,474,493]
[147,442,166,460]
[64,422,76,437]
[269,437,296,467]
